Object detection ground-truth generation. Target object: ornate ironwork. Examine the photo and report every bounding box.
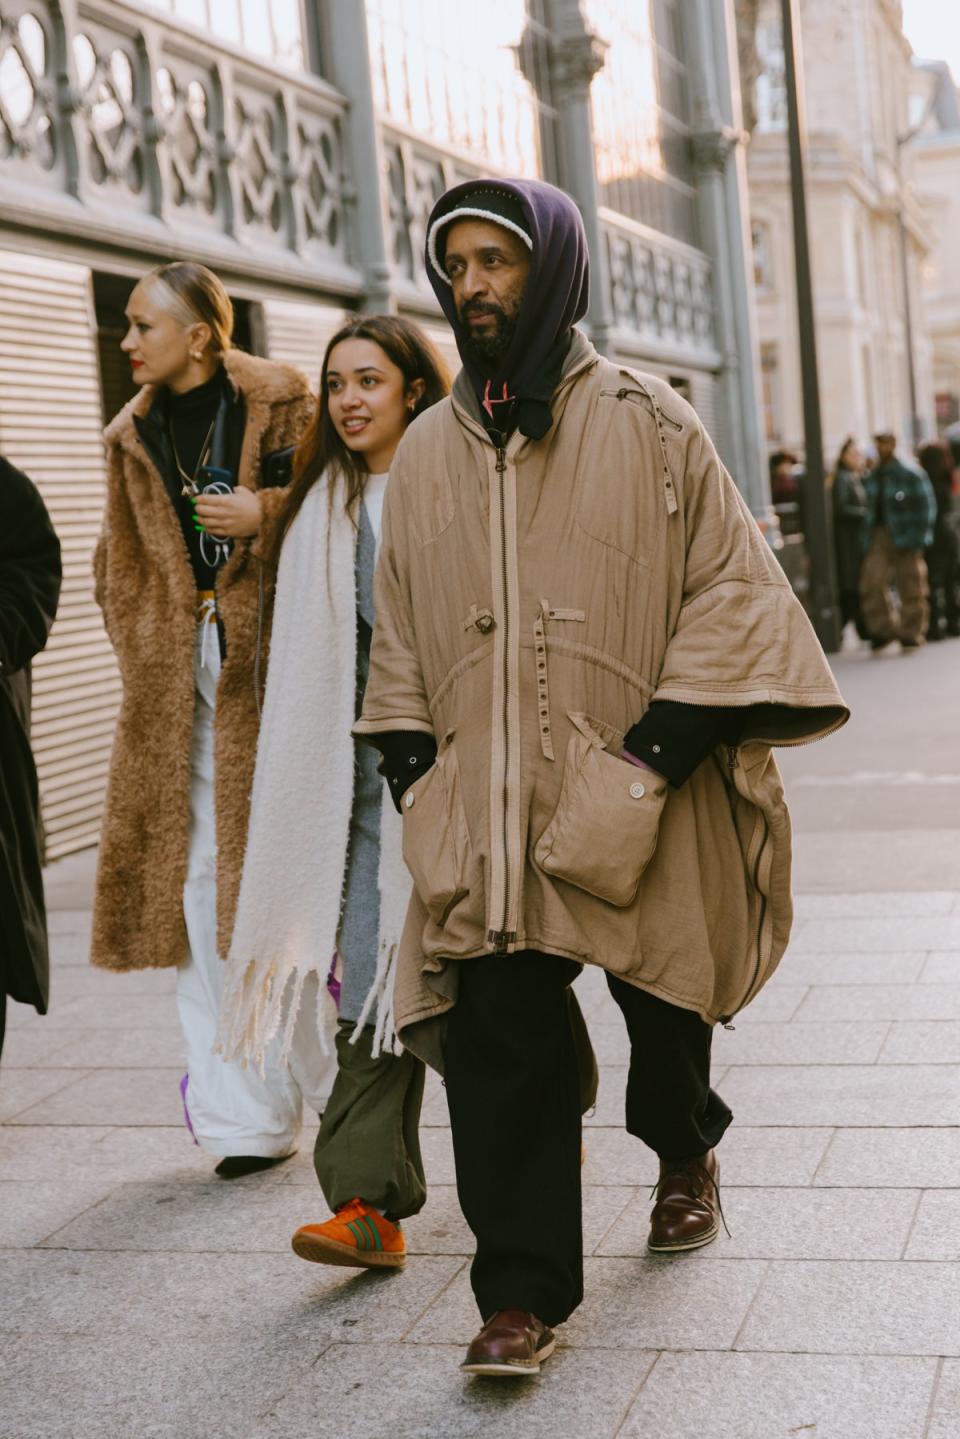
[604,212,716,353]
[72,23,147,203]
[0,3,58,176]
[232,83,286,239]
[154,64,218,220]
[0,2,347,278]
[294,103,343,255]
[382,126,481,290]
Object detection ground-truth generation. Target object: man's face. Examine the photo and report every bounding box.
[876,436,896,463]
[443,219,531,369]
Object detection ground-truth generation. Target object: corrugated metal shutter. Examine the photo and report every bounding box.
[261,298,347,381]
[0,249,119,859]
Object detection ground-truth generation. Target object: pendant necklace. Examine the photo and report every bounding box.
[171,417,216,497]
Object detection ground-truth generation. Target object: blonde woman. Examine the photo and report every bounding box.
[92,261,332,1176]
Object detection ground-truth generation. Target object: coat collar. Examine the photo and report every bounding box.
[104,349,312,462]
[451,327,598,439]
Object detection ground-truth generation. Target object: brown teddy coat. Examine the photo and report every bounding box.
[91,349,314,972]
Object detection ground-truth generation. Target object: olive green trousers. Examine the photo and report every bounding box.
[313,1022,427,1221]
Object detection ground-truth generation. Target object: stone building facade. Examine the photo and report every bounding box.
[744,0,936,463]
[908,61,960,433]
[0,0,764,856]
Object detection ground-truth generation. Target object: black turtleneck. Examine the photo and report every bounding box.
[170,369,222,479]
[168,368,236,590]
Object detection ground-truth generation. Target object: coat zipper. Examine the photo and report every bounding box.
[489,441,515,956]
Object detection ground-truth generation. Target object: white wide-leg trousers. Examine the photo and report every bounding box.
[175,622,337,1158]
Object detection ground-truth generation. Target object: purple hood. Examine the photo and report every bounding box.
[425,177,590,439]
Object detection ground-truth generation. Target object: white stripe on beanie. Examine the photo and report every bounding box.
[427,205,533,285]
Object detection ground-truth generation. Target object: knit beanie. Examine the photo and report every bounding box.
[427,185,533,283]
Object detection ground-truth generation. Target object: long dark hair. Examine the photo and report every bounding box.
[834,436,858,474]
[274,315,450,560]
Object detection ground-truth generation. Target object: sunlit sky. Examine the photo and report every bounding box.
[901,0,960,82]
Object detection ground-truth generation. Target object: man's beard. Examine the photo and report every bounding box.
[457,300,518,370]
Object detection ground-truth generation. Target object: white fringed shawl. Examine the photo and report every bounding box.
[216,472,410,1070]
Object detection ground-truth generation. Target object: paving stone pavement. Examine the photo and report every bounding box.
[4,781,960,1434]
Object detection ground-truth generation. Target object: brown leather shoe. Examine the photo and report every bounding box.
[648,1149,722,1253]
[461,1309,556,1377]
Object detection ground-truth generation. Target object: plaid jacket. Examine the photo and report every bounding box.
[864,458,937,551]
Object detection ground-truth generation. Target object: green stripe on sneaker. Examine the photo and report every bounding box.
[347,1219,367,1250]
[359,1215,383,1252]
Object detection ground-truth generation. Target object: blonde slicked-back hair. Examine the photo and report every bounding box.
[142,260,234,355]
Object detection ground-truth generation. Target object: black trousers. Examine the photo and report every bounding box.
[443,950,732,1328]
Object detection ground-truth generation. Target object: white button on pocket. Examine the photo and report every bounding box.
[405,792,415,808]
[629,782,646,799]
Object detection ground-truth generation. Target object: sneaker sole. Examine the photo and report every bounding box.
[647,1221,719,1254]
[290,1232,405,1270]
[461,1336,557,1377]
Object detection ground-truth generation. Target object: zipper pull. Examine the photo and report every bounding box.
[488,929,515,956]
[727,745,738,771]
[495,447,506,474]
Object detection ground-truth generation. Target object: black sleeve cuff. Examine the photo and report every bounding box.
[369,730,438,813]
[624,701,743,788]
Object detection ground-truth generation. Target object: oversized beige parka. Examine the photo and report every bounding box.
[355,332,847,1071]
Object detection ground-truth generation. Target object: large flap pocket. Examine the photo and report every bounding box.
[534,718,667,907]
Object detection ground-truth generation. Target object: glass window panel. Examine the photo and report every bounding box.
[583,0,697,245]
[174,0,207,26]
[755,19,787,133]
[270,0,304,69]
[240,0,273,58]
[216,0,243,45]
[143,0,301,68]
[365,0,541,174]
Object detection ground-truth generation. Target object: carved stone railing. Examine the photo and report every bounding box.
[379,120,489,303]
[0,0,356,286]
[601,207,718,362]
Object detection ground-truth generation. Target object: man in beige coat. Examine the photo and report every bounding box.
[356,179,847,1377]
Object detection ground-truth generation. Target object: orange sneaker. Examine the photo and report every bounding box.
[291,1197,406,1270]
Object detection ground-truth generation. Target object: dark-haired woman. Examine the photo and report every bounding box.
[832,437,869,640]
[218,316,450,1269]
[92,261,333,1177]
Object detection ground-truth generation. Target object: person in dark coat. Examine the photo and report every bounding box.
[917,440,960,640]
[860,431,937,650]
[831,437,869,639]
[769,449,805,536]
[0,456,61,1056]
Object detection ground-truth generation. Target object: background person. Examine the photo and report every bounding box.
[860,430,937,651]
[0,456,61,1058]
[91,261,330,1177]
[917,439,960,640]
[218,316,450,1270]
[769,448,805,537]
[831,436,870,639]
